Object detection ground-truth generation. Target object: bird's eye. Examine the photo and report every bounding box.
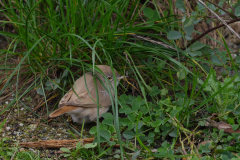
[108,77,112,80]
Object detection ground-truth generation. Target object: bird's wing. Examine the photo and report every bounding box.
[58,72,112,108]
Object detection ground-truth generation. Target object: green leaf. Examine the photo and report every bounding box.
[119,105,130,113]
[108,126,115,134]
[102,113,113,120]
[148,132,155,138]
[128,114,135,122]
[226,104,234,111]
[89,126,97,134]
[100,130,111,141]
[211,55,222,65]
[119,94,128,103]
[146,20,154,26]
[198,121,205,126]
[125,108,134,114]
[235,107,240,115]
[152,10,160,21]
[61,69,69,78]
[197,2,205,11]
[137,111,142,120]
[184,17,195,27]
[227,118,235,125]
[123,130,135,139]
[99,124,108,130]
[83,143,97,149]
[236,56,240,64]
[102,118,113,126]
[185,35,192,40]
[221,155,229,160]
[132,99,141,111]
[143,7,154,19]
[167,31,182,40]
[120,118,130,126]
[184,25,193,37]
[231,124,239,131]
[169,130,178,137]
[143,116,151,122]
[207,3,216,11]
[36,87,44,95]
[176,0,185,13]
[235,0,240,9]
[160,88,168,96]
[134,122,144,131]
[154,127,160,132]
[76,142,81,150]
[193,18,202,25]
[189,41,205,51]
[177,68,187,80]
[151,119,162,127]
[188,51,202,57]
[128,122,135,130]
[60,148,71,153]
[132,150,141,160]
[0,119,7,130]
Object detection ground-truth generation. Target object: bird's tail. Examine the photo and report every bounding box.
[48,106,79,118]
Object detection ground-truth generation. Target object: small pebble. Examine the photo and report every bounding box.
[19,123,24,127]
[5,101,8,104]
[42,137,48,140]
[29,124,37,130]
[6,127,11,131]
[14,109,17,112]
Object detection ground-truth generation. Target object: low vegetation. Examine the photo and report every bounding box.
[1,0,240,159]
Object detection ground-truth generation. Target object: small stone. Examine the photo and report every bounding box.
[5,101,8,104]
[14,109,17,112]
[19,123,24,127]
[42,137,48,140]
[48,154,53,158]
[29,124,37,130]
[6,127,11,131]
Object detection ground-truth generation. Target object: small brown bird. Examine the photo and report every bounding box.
[48,65,124,124]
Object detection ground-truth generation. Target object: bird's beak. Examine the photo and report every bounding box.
[117,76,127,80]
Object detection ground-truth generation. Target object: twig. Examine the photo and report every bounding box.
[16,118,48,127]
[183,18,240,50]
[205,0,238,19]
[197,0,240,39]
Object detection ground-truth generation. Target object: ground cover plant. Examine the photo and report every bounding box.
[1,0,240,159]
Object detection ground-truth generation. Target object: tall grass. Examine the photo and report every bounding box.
[2,0,234,158]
